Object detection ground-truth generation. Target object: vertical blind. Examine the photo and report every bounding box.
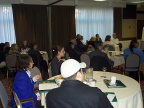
[0,5,16,45]
[75,7,113,43]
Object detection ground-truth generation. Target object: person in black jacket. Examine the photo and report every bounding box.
[51,45,65,76]
[46,59,113,108]
[95,34,102,43]
[5,42,10,55]
[66,42,81,61]
[28,43,48,76]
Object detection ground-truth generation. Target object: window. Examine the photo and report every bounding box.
[75,7,113,43]
[0,5,16,45]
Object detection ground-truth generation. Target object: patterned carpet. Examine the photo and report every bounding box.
[0,68,143,108]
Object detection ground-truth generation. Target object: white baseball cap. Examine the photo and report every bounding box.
[60,59,86,78]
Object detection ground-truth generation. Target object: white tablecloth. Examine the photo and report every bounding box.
[108,51,125,67]
[40,72,143,108]
[93,72,143,108]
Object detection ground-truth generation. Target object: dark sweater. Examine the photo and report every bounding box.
[51,56,63,76]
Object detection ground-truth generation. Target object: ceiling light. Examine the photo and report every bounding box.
[94,0,106,1]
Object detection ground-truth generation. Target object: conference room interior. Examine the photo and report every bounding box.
[0,0,144,108]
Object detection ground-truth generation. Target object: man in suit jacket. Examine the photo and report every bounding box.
[46,59,113,108]
[89,42,114,67]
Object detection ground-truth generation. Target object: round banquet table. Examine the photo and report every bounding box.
[93,71,143,108]
[40,72,143,108]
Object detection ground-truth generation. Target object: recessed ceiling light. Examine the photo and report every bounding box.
[131,0,144,3]
[94,0,106,1]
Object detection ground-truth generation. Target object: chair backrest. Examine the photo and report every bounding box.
[30,67,43,88]
[12,91,22,108]
[103,44,115,51]
[125,53,140,72]
[6,55,17,70]
[80,54,90,68]
[87,47,95,52]
[0,81,8,108]
[90,56,111,72]
[48,64,52,78]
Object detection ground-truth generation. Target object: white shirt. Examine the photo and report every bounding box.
[103,41,115,48]
[26,70,37,82]
[111,38,119,45]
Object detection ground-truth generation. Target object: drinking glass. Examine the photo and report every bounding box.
[102,67,107,74]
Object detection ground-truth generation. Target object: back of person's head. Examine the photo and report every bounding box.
[129,39,138,52]
[52,45,64,57]
[70,39,77,45]
[29,43,37,49]
[9,44,17,54]
[95,42,103,50]
[105,35,111,41]
[90,36,96,41]
[18,54,32,71]
[61,59,86,81]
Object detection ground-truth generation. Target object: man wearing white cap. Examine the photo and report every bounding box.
[46,59,113,108]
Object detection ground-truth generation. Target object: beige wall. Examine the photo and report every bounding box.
[122,19,137,38]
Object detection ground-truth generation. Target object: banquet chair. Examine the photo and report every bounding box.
[103,44,115,51]
[12,91,35,108]
[0,81,8,108]
[6,55,17,79]
[87,47,95,53]
[90,56,112,72]
[80,54,90,68]
[123,53,141,83]
[48,63,52,78]
[30,67,43,88]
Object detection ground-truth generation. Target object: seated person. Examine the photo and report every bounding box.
[103,35,115,50]
[89,42,114,67]
[111,33,122,51]
[66,42,81,61]
[19,40,28,52]
[5,42,10,55]
[9,44,20,57]
[76,34,91,52]
[46,59,113,108]
[51,45,65,76]
[0,43,6,68]
[95,34,102,43]
[124,39,144,64]
[28,43,48,75]
[11,54,43,108]
[87,36,96,48]
[80,36,85,45]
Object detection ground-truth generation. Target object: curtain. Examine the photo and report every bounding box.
[51,6,76,47]
[0,5,16,45]
[75,7,113,43]
[12,4,49,51]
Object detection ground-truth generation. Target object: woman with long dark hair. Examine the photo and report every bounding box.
[124,39,144,63]
[51,45,65,76]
